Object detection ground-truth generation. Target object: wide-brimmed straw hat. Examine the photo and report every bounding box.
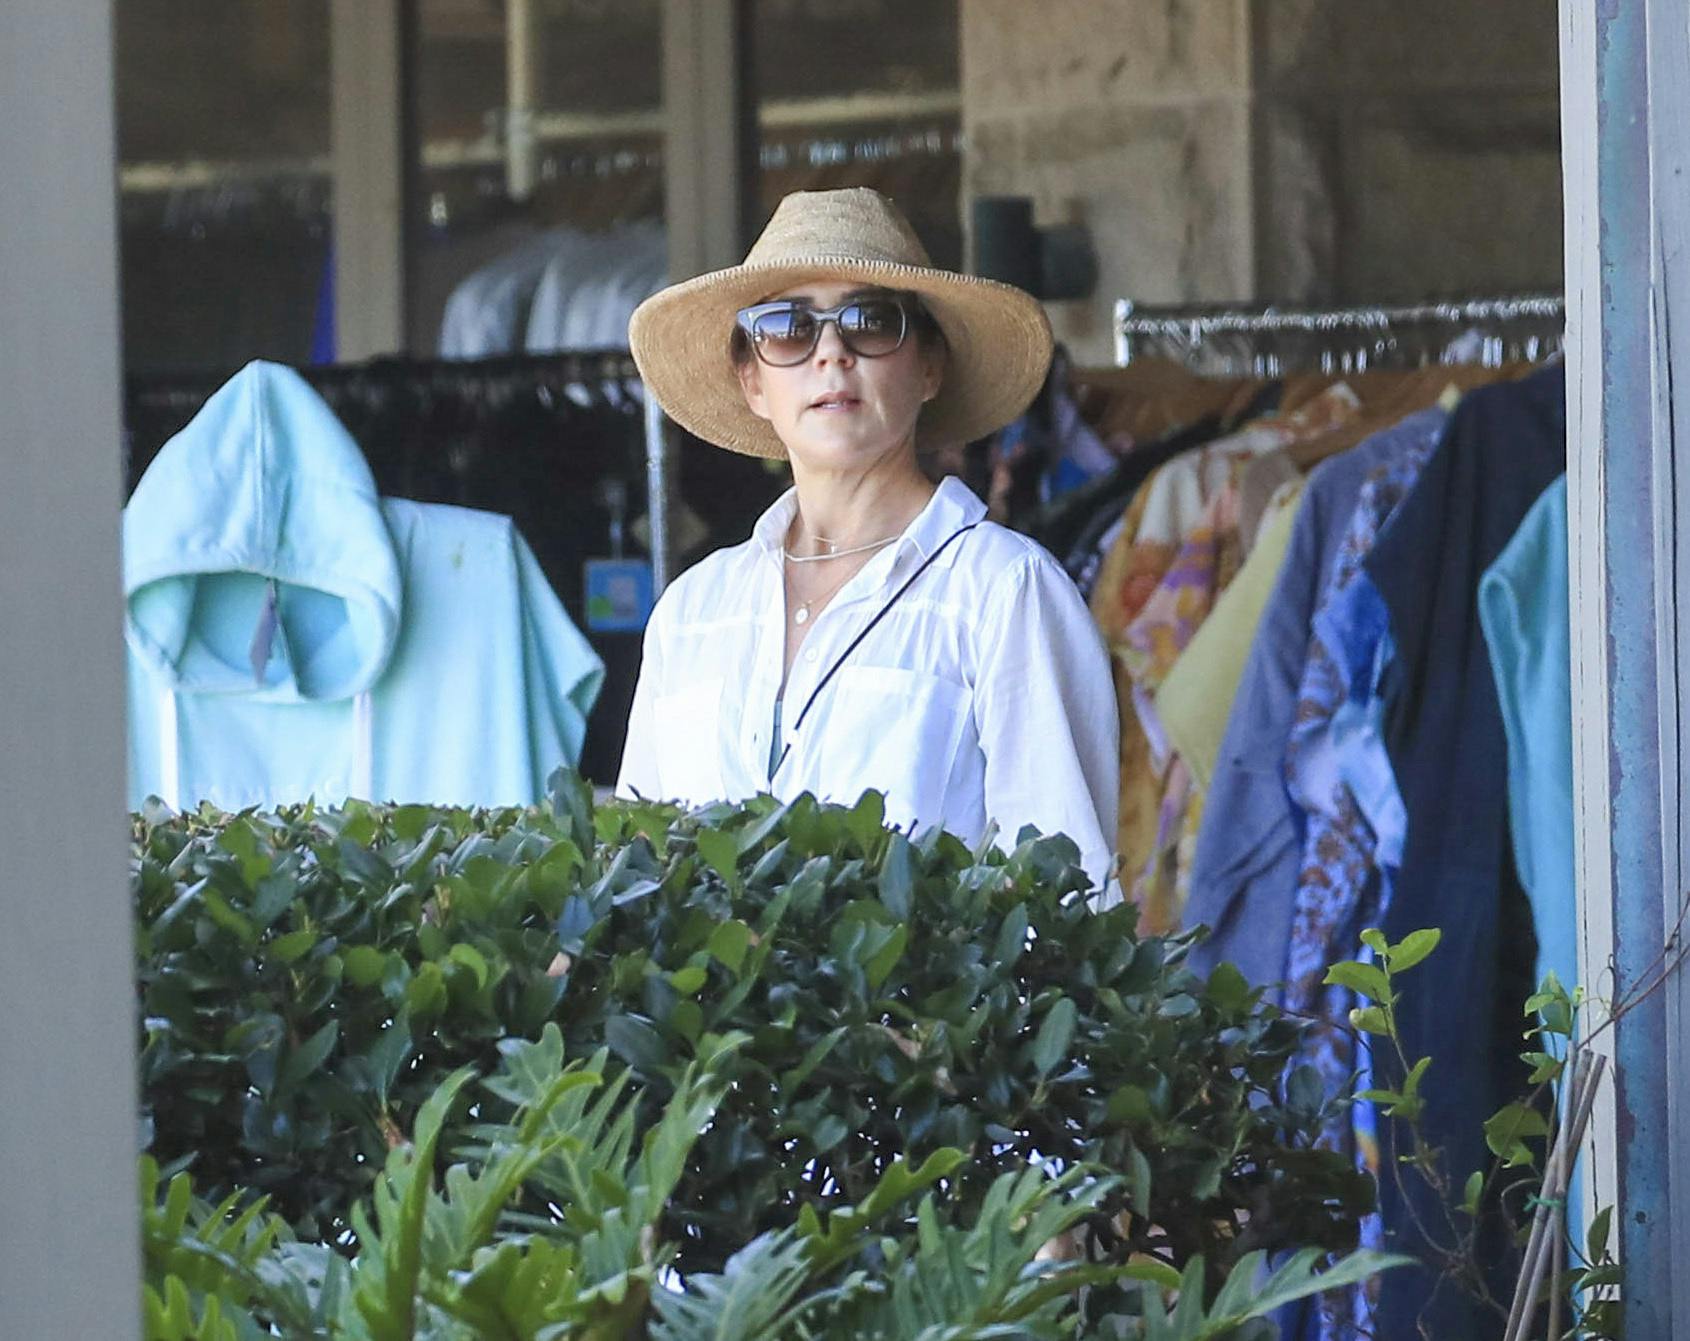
[629,188,1054,459]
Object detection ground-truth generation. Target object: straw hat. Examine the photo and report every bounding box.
[629,188,1054,459]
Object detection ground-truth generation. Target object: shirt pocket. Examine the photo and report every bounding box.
[812,665,971,827]
[652,676,727,805]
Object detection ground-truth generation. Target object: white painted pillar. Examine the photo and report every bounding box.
[331,0,413,359]
[506,0,542,202]
[0,2,138,1336]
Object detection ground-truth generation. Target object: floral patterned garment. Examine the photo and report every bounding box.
[1098,386,1362,929]
[1119,485,1240,925]
[1279,409,1445,1341]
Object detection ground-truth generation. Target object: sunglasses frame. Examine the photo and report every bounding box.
[734,296,913,367]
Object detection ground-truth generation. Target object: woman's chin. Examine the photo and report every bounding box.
[784,423,912,474]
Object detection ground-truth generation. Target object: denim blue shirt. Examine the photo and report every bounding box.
[1184,408,1449,991]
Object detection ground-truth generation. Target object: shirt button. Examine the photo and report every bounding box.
[804,648,819,664]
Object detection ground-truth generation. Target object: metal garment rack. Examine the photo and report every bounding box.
[1113,295,1566,373]
[642,382,674,595]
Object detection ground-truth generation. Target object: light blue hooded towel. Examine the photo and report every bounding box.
[125,361,603,811]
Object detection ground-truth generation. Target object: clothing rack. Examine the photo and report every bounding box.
[1113,295,1566,374]
[119,121,960,204]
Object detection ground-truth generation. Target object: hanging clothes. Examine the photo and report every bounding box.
[440,222,669,360]
[1362,365,1566,1341]
[1096,385,1363,930]
[1236,449,1304,554]
[125,361,603,812]
[438,228,583,360]
[985,346,1124,521]
[1479,472,1585,1256]
[1035,413,1225,584]
[1183,404,1450,987]
[523,219,668,355]
[1479,473,1576,1001]
[1155,478,1305,791]
[1274,419,1445,1341]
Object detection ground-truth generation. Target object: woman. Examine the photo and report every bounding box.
[619,187,1119,890]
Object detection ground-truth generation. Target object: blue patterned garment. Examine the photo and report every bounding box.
[1280,410,1443,1341]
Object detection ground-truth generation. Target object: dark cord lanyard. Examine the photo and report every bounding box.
[770,522,979,782]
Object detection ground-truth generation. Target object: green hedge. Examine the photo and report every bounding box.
[136,773,1370,1284]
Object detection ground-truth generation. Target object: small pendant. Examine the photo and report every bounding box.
[794,606,810,625]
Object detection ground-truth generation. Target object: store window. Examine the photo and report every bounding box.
[116,0,332,373]
[412,0,664,355]
[753,0,961,268]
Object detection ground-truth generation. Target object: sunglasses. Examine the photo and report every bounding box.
[735,296,914,366]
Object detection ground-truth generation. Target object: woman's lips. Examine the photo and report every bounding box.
[809,394,860,411]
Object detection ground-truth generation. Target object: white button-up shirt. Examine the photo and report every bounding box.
[616,476,1119,889]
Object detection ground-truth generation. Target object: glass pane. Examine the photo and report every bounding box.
[116,0,332,373]
[753,0,962,269]
[413,0,664,357]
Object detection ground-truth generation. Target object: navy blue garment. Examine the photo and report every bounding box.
[1362,365,1565,1340]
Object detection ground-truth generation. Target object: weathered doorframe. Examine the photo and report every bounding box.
[1561,1,1689,1335]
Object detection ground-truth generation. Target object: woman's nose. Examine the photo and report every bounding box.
[812,320,855,365]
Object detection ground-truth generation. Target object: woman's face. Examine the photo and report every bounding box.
[735,280,944,475]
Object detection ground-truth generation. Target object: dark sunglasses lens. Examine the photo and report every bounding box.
[840,300,907,357]
[751,307,817,365]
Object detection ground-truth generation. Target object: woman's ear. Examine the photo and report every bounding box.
[736,357,772,421]
[920,343,947,404]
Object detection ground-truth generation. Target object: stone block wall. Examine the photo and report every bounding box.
[962,0,1563,363]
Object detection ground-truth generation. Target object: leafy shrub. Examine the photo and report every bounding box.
[136,773,1371,1286]
[142,1026,1406,1339]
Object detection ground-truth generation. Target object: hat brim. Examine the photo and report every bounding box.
[629,258,1054,459]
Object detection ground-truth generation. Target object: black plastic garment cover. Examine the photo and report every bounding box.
[125,354,783,785]
[1362,365,1565,1341]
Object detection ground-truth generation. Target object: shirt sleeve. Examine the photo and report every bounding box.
[973,551,1121,895]
[512,530,604,796]
[615,601,665,803]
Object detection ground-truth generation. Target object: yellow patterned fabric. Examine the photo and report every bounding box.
[1090,387,1362,930]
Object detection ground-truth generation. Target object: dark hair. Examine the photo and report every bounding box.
[729,290,947,367]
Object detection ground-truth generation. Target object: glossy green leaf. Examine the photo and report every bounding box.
[864,923,908,990]
[1461,1169,1484,1217]
[668,964,708,996]
[344,944,387,987]
[278,1019,339,1094]
[1484,1102,1549,1168]
[878,832,915,920]
[405,961,448,1018]
[1349,1005,1392,1036]
[1205,960,1253,1011]
[1390,927,1442,974]
[448,942,490,989]
[269,928,317,964]
[605,1013,669,1075]
[1324,960,1390,1001]
[695,828,741,891]
[1587,1205,1613,1263]
[1031,996,1077,1077]
[706,919,753,975]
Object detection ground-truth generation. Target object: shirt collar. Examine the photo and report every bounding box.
[749,475,987,568]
